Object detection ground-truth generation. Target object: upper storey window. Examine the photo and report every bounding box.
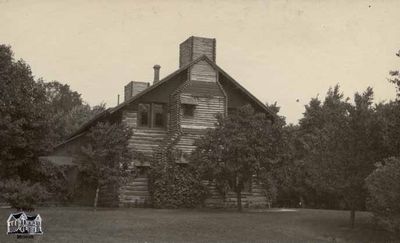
[181,96,197,118]
[138,103,166,129]
[182,104,195,118]
[138,104,150,127]
[153,103,165,128]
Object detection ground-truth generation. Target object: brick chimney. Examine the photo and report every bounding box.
[124,81,150,101]
[153,64,161,84]
[179,36,216,68]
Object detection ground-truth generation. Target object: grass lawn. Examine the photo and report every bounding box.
[0,207,393,242]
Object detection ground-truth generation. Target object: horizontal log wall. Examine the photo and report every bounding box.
[189,60,217,82]
[184,81,224,97]
[174,129,205,155]
[119,175,150,207]
[122,110,167,161]
[180,95,225,129]
[177,95,224,155]
[173,60,226,158]
[120,110,166,207]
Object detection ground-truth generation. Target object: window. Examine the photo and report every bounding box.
[138,103,166,128]
[138,103,150,127]
[152,103,165,128]
[182,104,195,117]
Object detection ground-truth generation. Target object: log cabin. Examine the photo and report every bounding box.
[51,36,276,208]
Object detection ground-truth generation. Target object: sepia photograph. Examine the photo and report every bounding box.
[0,0,400,242]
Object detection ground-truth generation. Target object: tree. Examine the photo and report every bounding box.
[272,124,311,208]
[0,45,51,180]
[41,80,106,145]
[42,80,83,113]
[299,85,380,227]
[77,122,133,209]
[192,104,285,211]
[380,49,400,157]
[363,49,400,235]
[0,178,48,211]
[366,157,400,235]
[389,50,400,99]
[346,87,379,226]
[374,101,400,158]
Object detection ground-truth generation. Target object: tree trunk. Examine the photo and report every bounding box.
[299,196,305,208]
[235,175,242,212]
[350,208,356,228]
[94,185,100,211]
[236,188,242,212]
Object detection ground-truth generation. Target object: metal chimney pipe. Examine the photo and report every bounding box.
[153,65,161,84]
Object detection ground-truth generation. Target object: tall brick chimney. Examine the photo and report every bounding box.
[179,36,216,68]
[124,81,150,101]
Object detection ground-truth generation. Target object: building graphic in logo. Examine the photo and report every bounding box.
[7,212,43,235]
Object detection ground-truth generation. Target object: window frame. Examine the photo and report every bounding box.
[152,103,166,128]
[137,102,167,129]
[182,104,196,118]
[138,103,151,128]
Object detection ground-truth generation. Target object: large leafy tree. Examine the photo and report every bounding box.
[374,102,400,158]
[379,49,400,158]
[43,80,83,113]
[299,85,380,227]
[363,49,400,235]
[0,45,51,180]
[77,122,133,209]
[41,80,106,145]
[272,124,313,208]
[192,104,286,211]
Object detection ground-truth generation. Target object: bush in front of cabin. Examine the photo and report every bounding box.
[76,122,133,209]
[36,159,72,204]
[366,157,400,235]
[149,150,208,208]
[0,178,48,211]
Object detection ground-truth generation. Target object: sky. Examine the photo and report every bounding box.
[1,0,399,124]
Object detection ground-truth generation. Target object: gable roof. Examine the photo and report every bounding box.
[62,55,276,143]
[201,57,277,118]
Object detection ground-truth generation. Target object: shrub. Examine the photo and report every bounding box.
[258,169,278,206]
[366,157,400,235]
[37,159,71,203]
[0,178,48,211]
[77,122,133,208]
[149,150,208,208]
